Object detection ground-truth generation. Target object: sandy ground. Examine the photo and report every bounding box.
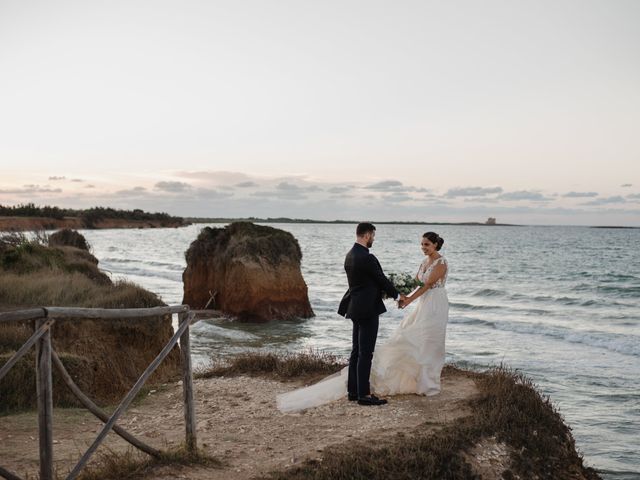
[0,369,479,479]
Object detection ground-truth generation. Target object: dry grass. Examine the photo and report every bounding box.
[0,272,161,309]
[74,445,220,480]
[195,350,346,382]
[0,352,93,414]
[0,233,109,283]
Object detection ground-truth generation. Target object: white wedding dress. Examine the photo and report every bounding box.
[277,257,449,413]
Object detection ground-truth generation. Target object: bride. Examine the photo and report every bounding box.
[277,232,449,413]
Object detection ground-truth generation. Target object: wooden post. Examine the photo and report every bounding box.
[0,465,24,480]
[0,318,53,382]
[179,312,197,452]
[35,318,54,480]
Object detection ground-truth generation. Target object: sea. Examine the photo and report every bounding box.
[79,223,639,479]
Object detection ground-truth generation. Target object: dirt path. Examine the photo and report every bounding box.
[0,369,478,479]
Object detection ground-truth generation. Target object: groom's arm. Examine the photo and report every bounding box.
[365,255,400,300]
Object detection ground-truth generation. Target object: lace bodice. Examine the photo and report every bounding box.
[417,256,448,288]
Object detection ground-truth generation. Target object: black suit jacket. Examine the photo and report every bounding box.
[337,243,399,320]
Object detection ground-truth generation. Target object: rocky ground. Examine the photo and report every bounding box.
[0,369,484,479]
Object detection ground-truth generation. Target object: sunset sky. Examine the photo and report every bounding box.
[1,0,639,225]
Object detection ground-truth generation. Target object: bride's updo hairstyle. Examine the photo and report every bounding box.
[423,232,444,251]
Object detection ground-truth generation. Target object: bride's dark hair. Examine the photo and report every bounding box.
[423,232,444,251]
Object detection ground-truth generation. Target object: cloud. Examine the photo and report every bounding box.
[116,186,148,196]
[175,171,253,185]
[85,184,96,189]
[384,192,413,203]
[627,193,640,199]
[47,176,83,183]
[277,181,302,191]
[498,190,552,202]
[621,184,633,188]
[365,180,404,191]
[251,189,308,201]
[563,191,598,198]
[445,186,503,197]
[463,196,499,204]
[0,185,63,194]
[582,196,627,206]
[251,182,313,200]
[194,188,234,199]
[328,186,351,194]
[235,181,258,188]
[155,181,192,193]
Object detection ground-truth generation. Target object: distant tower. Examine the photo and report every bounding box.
[486,217,496,225]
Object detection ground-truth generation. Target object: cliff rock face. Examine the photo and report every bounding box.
[182,222,314,321]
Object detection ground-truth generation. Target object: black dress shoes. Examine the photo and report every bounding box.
[348,394,358,401]
[357,395,388,406]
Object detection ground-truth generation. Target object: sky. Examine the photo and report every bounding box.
[1,0,639,225]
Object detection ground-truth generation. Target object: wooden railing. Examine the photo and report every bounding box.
[0,305,197,480]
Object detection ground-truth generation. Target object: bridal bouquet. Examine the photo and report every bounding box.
[386,273,424,297]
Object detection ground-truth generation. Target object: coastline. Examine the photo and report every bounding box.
[0,216,188,232]
[185,217,521,226]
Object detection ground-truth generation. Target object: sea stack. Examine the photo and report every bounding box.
[182,222,314,321]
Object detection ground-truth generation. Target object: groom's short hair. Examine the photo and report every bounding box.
[356,222,376,236]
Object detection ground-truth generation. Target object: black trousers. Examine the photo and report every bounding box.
[347,316,379,398]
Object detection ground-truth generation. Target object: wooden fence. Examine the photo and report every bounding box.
[0,305,198,480]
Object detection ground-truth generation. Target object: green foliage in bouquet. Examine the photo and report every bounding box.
[385,273,424,297]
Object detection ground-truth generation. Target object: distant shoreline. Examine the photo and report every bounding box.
[0,216,188,232]
[1,215,638,231]
[185,217,522,227]
[590,225,640,229]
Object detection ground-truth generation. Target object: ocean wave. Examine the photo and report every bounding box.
[471,288,506,298]
[596,285,640,298]
[451,302,552,317]
[450,317,497,328]
[102,257,184,270]
[109,266,182,282]
[462,289,635,309]
[450,302,500,311]
[451,316,640,357]
[191,321,260,340]
[102,257,135,264]
[147,260,185,270]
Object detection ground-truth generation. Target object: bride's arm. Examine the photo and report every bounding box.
[403,264,447,307]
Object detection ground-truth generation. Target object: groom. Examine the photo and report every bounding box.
[338,222,405,406]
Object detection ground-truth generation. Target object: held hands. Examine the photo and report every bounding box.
[397,294,409,309]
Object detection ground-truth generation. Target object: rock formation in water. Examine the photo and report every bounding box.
[182,222,314,321]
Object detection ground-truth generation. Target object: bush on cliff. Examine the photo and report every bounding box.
[185,222,302,266]
[48,228,91,251]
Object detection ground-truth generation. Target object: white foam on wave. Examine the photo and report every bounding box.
[450,316,640,357]
[191,321,260,341]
